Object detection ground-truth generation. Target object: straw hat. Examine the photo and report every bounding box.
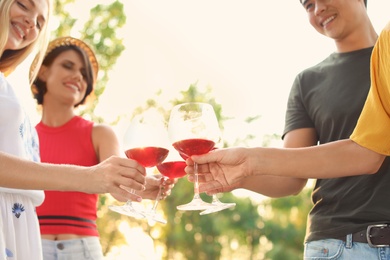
[30,36,99,84]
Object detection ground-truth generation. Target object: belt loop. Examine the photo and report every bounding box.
[345,234,353,249]
[81,238,91,258]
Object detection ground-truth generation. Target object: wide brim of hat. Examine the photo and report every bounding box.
[30,36,99,84]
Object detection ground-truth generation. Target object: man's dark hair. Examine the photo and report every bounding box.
[300,0,367,8]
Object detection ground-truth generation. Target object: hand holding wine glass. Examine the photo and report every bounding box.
[181,145,236,215]
[168,102,220,211]
[109,111,169,221]
[199,143,236,215]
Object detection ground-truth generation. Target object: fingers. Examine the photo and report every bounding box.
[143,175,175,200]
[145,174,161,186]
[83,156,149,200]
[109,185,143,202]
[185,163,210,176]
[110,191,143,202]
[187,173,213,183]
[205,189,221,196]
[187,173,224,194]
[117,156,146,178]
[158,185,172,200]
[198,181,224,194]
[102,156,182,202]
[119,185,144,201]
[116,174,146,192]
[109,156,147,190]
[190,149,219,164]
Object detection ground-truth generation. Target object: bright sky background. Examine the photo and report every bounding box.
[10,0,390,148]
[99,0,390,146]
[7,1,390,259]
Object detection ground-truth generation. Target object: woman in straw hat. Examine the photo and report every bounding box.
[31,36,174,259]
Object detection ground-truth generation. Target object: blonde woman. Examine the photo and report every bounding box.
[0,1,146,259]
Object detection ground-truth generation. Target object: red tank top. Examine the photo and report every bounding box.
[36,116,99,236]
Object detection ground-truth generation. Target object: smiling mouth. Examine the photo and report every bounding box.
[12,23,26,39]
[67,84,80,91]
[321,16,335,27]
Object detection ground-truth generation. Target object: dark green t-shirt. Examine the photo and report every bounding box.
[283,47,390,242]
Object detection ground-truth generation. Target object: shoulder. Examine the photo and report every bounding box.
[91,123,120,159]
[92,123,116,138]
[92,124,119,147]
[295,54,334,80]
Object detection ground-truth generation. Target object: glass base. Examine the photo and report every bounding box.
[176,198,216,211]
[142,210,167,224]
[108,204,146,219]
[200,202,236,215]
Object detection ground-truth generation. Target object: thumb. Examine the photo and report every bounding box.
[191,151,217,164]
[147,176,161,186]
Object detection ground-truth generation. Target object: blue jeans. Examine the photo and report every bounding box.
[304,234,390,260]
[41,237,104,260]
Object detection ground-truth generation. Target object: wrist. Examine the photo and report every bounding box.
[245,147,261,177]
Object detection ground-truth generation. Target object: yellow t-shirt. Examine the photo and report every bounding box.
[350,22,390,155]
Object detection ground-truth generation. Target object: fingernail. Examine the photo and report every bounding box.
[136,197,142,202]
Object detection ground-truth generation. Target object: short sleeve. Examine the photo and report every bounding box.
[350,22,390,155]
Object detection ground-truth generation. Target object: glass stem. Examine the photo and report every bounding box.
[193,162,201,199]
[151,198,160,213]
[150,177,165,212]
[123,188,137,207]
[211,194,220,204]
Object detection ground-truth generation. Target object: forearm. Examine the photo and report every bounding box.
[238,175,307,198]
[252,139,385,179]
[0,152,90,192]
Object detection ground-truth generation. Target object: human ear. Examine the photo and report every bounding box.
[37,65,49,82]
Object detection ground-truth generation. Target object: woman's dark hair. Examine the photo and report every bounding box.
[32,45,94,107]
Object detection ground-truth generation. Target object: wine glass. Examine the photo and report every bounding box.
[168,102,220,211]
[109,111,169,220]
[148,152,187,223]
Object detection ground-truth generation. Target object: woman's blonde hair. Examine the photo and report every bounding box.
[0,0,51,78]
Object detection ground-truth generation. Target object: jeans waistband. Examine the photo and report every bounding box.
[339,224,390,248]
[42,237,99,253]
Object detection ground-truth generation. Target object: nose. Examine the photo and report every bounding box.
[314,0,328,16]
[72,70,84,82]
[24,16,37,29]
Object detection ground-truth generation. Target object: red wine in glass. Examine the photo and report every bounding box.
[173,138,215,158]
[157,161,187,179]
[109,146,168,221]
[125,147,169,167]
[143,161,186,224]
[168,102,222,211]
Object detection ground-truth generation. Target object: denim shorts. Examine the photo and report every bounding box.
[304,234,390,260]
[41,237,104,260]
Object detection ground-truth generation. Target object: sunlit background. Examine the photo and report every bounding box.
[11,1,390,145]
[8,1,390,259]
